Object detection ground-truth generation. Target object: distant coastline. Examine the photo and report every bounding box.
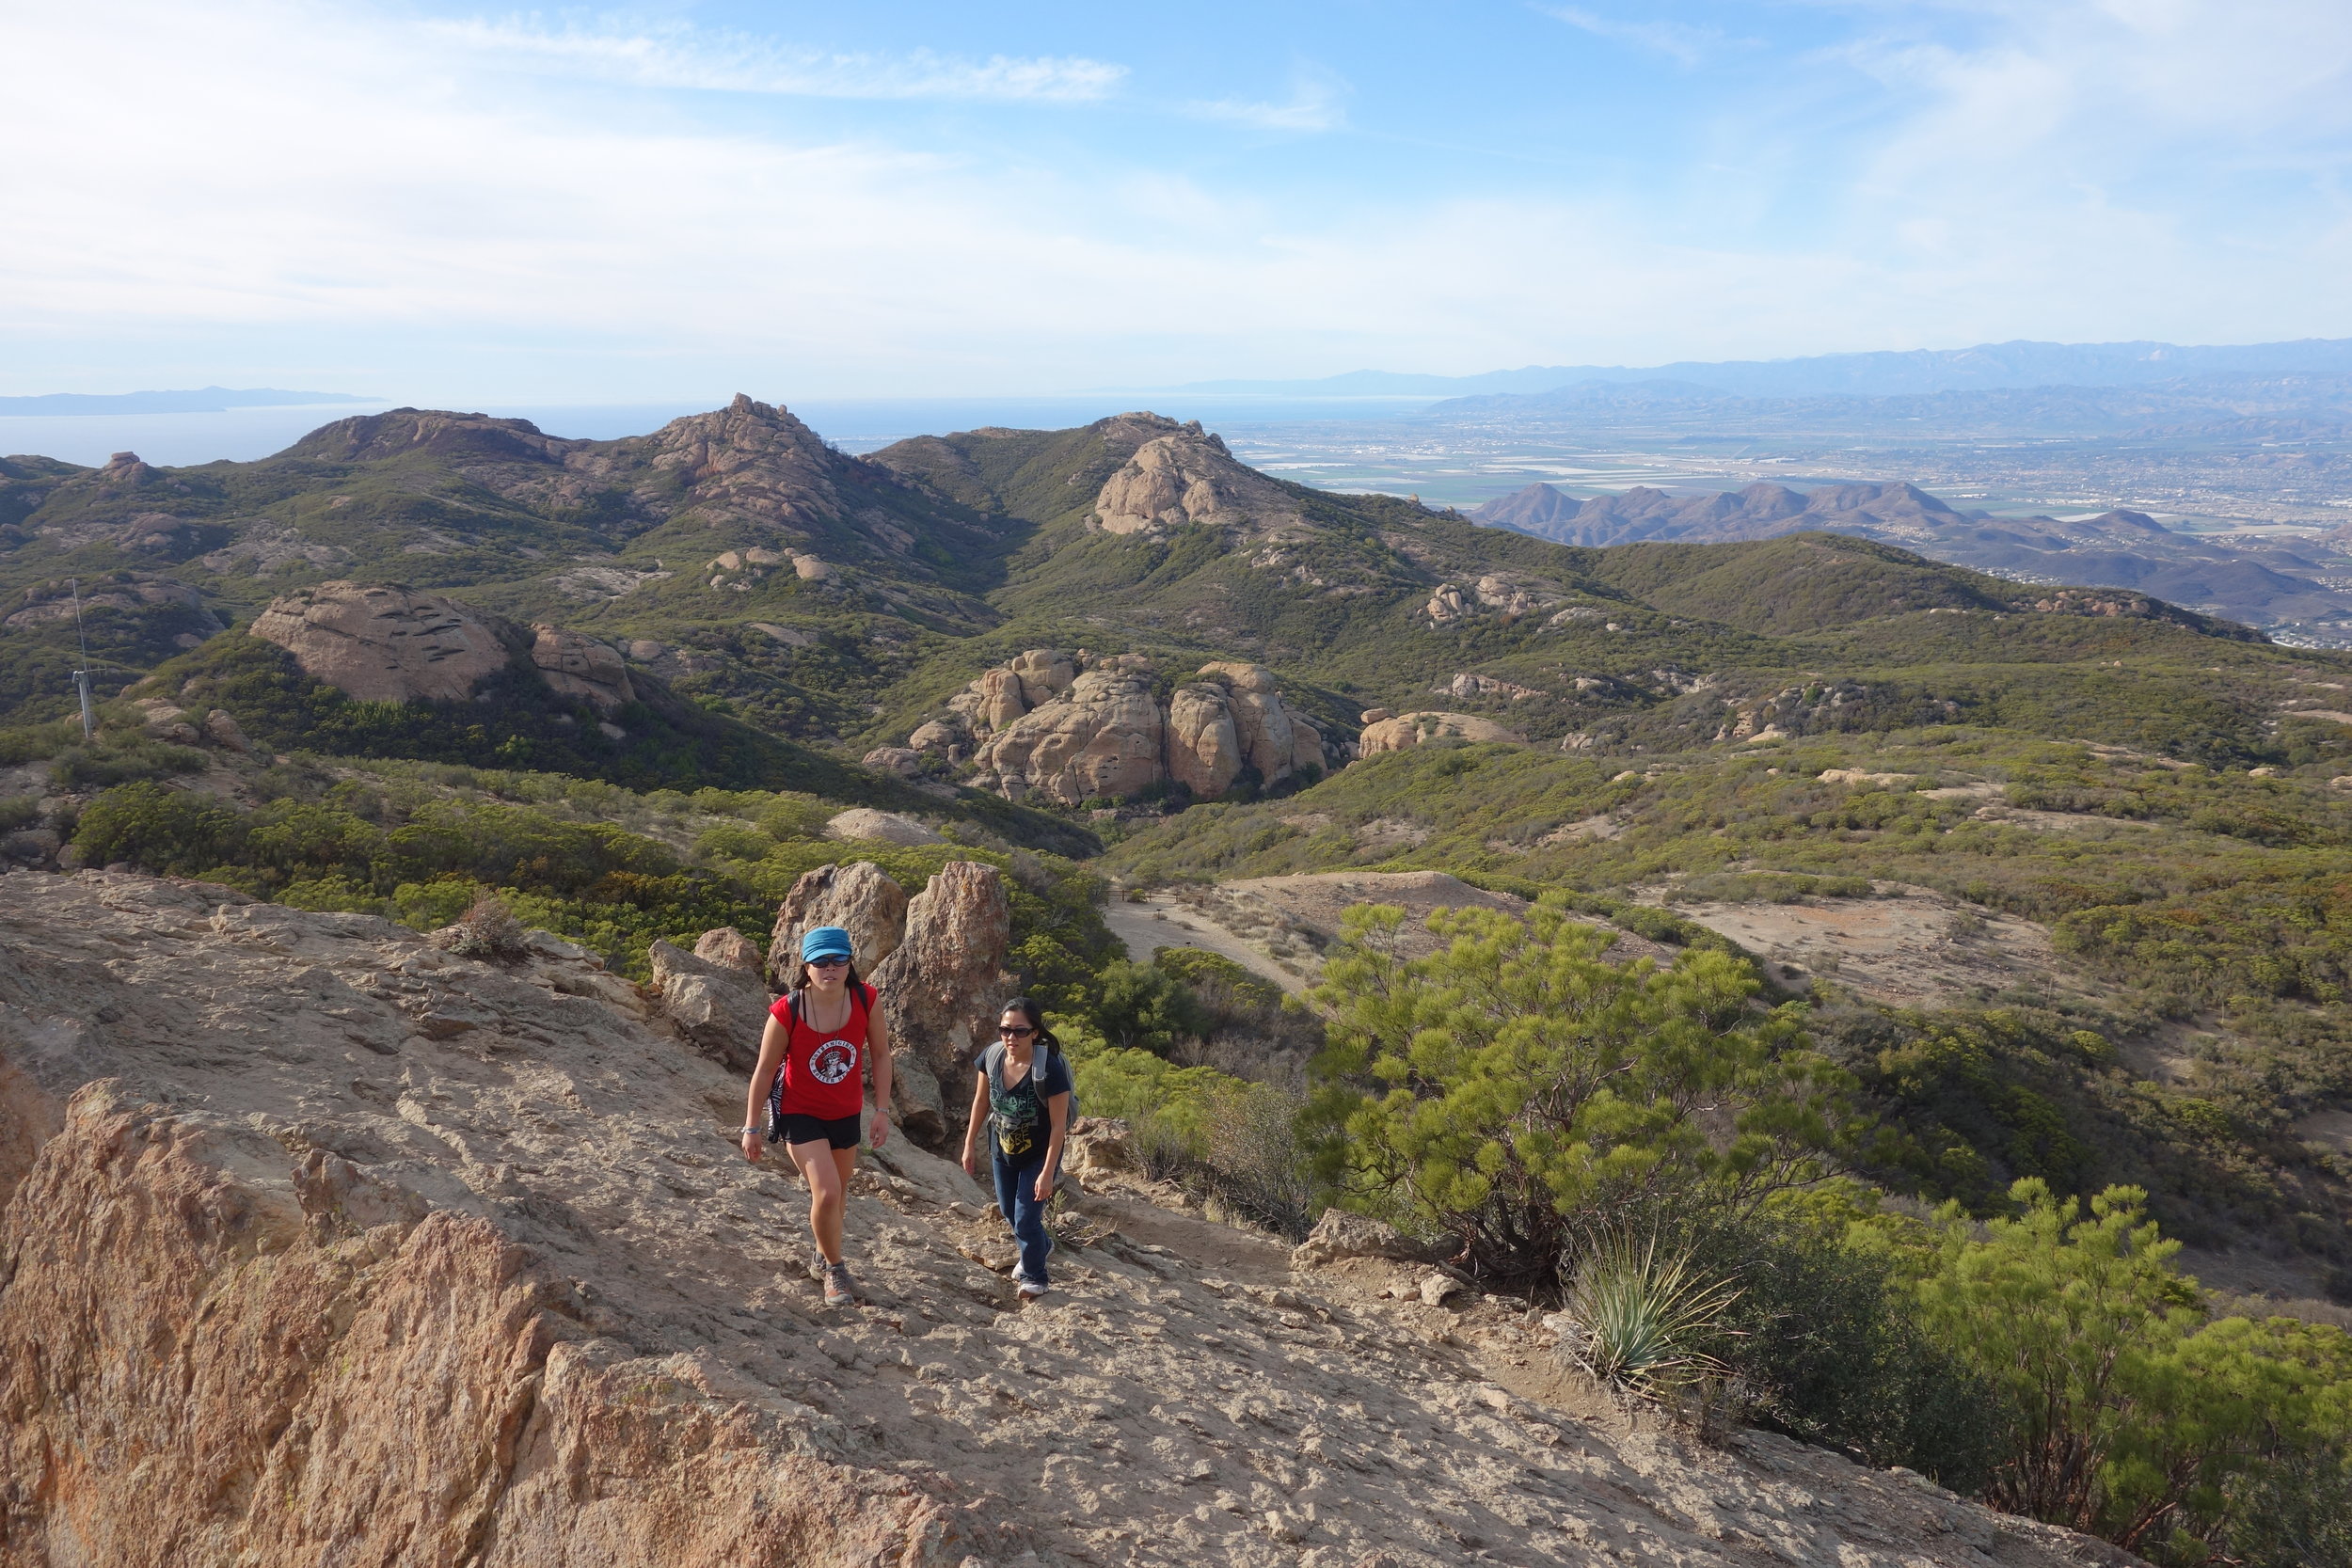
[0,387,376,417]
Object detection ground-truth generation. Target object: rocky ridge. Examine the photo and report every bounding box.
[0,870,2140,1568]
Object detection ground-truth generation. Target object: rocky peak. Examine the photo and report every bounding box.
[279,408,576,466]
[1091,420,1306,542]
[624,395,850,534]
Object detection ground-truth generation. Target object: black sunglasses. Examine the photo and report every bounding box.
[998,1023,1035,1037]
[805,956,850,969]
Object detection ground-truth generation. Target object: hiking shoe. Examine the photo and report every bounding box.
[1017,1279,1049,1303]
[823,1262,860,1307]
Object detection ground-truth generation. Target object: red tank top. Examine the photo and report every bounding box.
[769,983,875,1120]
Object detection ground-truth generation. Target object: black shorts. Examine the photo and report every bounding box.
[774,1111,862,1149]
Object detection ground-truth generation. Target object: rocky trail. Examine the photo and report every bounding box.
[0,870,2140,1567]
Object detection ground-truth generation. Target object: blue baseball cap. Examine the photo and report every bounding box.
[800,927,853,963]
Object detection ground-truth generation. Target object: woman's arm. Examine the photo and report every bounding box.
[960,1069,990,1178]
[740,1013,788,1164]
[1034,1086,1071,1202]
[865,994,894,1148]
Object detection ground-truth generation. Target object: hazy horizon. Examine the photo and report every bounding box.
[5,2,2348,404]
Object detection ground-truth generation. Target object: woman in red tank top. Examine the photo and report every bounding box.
[739,926,894,1307]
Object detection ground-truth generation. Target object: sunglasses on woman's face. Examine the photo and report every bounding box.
[807,956,850,970]
[999,1023,1034,1037]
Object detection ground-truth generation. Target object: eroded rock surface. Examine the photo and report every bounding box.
[1091,421,1306,543]
[944,651,1325,806]
[247,580,518,704]
[767,862,911,990]
[650,937,771,1073]
[1358,709,1524,755]
[0,871,2143,1568]
[868,861,1016,1146]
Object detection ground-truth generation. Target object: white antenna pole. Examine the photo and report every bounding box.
[70,578,96,740]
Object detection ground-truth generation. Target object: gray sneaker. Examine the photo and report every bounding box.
[823,1262,860,1307]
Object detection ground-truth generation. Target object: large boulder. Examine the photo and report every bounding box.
[528,624,634,713]
[1358,711,1523,756]
[974,668,1164,806]
[1198,661,1323,782]
[648,940,771,1074]
[1165,683,1244,798]
[766,862,909,990]
[248,582,517,704]
[1008,648,1076,706]
[869,862,1015,1148]
[824,808,940,847]
[1091,425,1304,541]
[692,927,763,974]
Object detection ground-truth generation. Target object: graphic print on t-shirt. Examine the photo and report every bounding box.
[809,1037,858,1085]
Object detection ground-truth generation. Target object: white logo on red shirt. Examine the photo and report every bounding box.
[809,1038,858,1085]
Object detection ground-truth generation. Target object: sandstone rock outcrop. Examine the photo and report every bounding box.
[1358,710,1525,755]
[0,870,2141,1568]
[974,667,1166,805]
[868,861,1015,1147]
[938,650,1327,806]
[529,622,635,712]
[1291,1208,1435,1270]
[248,581,517,704]
[692,925,764,974]
[824,807,941,847]
[1091,420,1306,542]
[767,861,910,990]
[649,937,771,1072]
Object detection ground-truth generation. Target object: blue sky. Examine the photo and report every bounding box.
[3,0,2349,401]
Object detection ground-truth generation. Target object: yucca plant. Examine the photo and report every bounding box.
[1561,1234,1743,1401]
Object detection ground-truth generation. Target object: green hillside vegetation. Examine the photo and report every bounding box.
[61,759,1114,990]
[1103,726,2352,1273]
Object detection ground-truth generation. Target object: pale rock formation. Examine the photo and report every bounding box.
[248,581,517,704]
[1424,583,1470,623]
[1359,706,1393,723]
[905,718,968,762]
[1439,672,1544,703]
[824,808,942,847]
[202,707,252,752]
[862,746,926,780]
[1199,661,1325,782]
[626,638,666,661]
[1091,422,1309,544]
[692,926,764,974]
[128,698,199,744]
[649,938,771,1072]
[528,624,635,713]
[1165,682,1245,798]
[767,861,910,990]
[1009,647,1076,705]
[1359,711,1525,755]
[869,861,1015,1147]
[974,668,1164,805]
[1472,573,1569,617]
[792,556,833,581]
[1291,1209,1434,1269]
[0,872,2146,1568]
[946,651,1326,804]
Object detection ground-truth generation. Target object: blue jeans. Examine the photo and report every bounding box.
[992,1151,1054,1286]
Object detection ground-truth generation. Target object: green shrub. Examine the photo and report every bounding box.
[0,796,39,833]
[1907,1180,2352,1561]
[49,736,207,791]
[72,781,245,873]
[1307,900,1857,1295]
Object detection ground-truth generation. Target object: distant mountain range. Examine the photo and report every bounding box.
[0,388,376,417]
[1470,479,2352,631]
[1423,372,2352,439]
[1177,337,2352,400]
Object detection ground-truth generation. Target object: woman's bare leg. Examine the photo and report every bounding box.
[787,1139,847,1263]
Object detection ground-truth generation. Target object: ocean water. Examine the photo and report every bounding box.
[0,394,1444,468]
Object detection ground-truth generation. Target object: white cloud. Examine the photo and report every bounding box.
[433,17,1127,103]
[1543,6,1740,68]
[0,0,2346,399]
[1184,70,1348,132]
